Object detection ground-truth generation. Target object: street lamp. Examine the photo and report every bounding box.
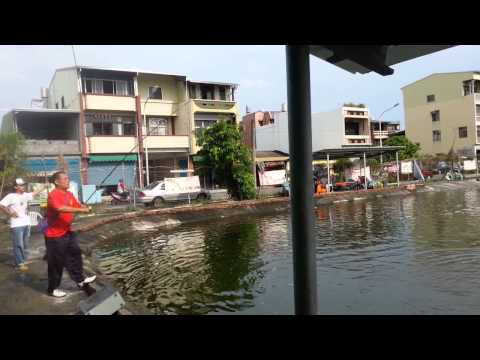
[377,102,400,163]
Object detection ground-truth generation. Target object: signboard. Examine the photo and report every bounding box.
[401,161,413,174]
[463,160,477,171]
[164,176,201,193]
[259,169,286,186]
[347,167,371,181]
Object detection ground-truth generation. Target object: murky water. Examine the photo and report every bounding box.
[93,184,480,314]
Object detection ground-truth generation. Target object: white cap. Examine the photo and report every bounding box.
[15,178,25,186]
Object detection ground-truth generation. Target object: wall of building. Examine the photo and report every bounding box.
[138,74,184,103]
[83,95,137,112]
[176,101,193,140]
[405,95,475,155]
[48,69,81,110]
[312,109,345,149]
[86,136,137,154]
[256,108,345,153]
[403,72,478,155]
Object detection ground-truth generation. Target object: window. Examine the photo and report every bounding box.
[115,80,128,96]
[61,96,65,109]
[195,119,216,137]
[200,84,215,100]
[85,113,135,136]
[477,126,480,139]
[433,130,441,142]
[345,121,360,135]
[459,126,468,138]
[463,80,472,96]
[122,120,136,136]
[55,102,59,109]
[189,85,197,99]
[149,86,163,100]
[219,86,226,100]
[85,79,93,93]
[431,110,440,122]
[83,78,132,96]
[148,118,168,135]
[427,94,435,102]
[103,80,114,94]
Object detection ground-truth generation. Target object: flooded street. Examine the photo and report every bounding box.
[93,184,480,314]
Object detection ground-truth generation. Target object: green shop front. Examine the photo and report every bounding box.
[87,154,138,191]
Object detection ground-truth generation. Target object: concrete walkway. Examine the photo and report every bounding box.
[0,214,147,315]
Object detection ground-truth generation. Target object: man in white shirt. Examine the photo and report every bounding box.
[0,178,46,272]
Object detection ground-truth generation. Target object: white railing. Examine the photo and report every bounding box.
[373,130,389,138]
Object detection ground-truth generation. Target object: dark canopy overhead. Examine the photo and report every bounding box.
[313,146,404,160]
[309,45,455,76]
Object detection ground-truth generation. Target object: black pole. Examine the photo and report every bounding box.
[286,45,317,315]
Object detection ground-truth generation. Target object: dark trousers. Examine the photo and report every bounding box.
[45,232,85,294]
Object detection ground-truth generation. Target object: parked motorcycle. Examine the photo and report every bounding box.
[444,169,464,181]
[110,191,131,205]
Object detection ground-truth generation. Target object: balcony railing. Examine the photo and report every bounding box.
[372,130,390,138]
[24,140,80,156]
[86,136,136,154]
[344,134,371,145]
[143,135,189,150]
[83,94,136,112]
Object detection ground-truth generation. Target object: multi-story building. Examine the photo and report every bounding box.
[250,105,372,154]
[370,120,401,146]
[1,107,82,186]
[2,66,240,190]
[402,71,480,158]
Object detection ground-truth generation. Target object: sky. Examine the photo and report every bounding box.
[0,45,479,128]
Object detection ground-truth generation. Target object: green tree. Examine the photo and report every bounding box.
[0,132,27,197]
[384,135,420,161]
[196,120,256,200]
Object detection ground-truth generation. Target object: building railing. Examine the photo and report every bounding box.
[24,139,80,156]
[372,130,390,138]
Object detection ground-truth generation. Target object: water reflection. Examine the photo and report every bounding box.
[95,186,480,314]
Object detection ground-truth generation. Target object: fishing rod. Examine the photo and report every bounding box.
[83,119,161,204]
[83,94,176,204]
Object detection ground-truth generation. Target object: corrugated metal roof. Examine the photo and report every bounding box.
[56,65,186,78]
[188,80,238,87]
[12,108,79,114]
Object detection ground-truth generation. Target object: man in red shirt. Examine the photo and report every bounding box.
[45,171,96,298]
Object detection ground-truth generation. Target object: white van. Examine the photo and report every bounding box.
[138,176,208,207]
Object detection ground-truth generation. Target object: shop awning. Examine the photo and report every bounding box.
[255,150,289,163]
[88,154,137,163]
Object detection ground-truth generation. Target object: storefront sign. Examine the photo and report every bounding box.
[463,160,477,171]
[259,169,286,186]
[401,161,413,174]
[164,176,201,192]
